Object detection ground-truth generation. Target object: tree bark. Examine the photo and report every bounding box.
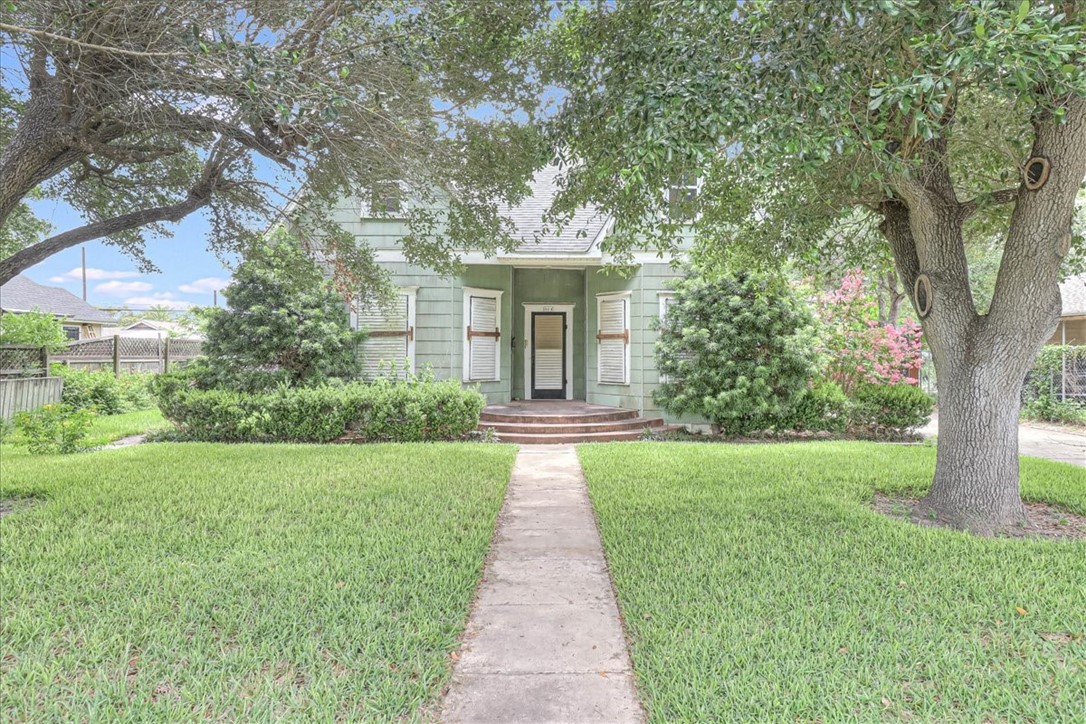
[879,98,1086,534]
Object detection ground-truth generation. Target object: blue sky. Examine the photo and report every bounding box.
[25,199,233,312]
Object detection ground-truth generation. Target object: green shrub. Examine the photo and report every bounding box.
[154,369,486,443]
[778,380,848,432]
[654,269,819,435]
[53,366,155,414]
[847,382,934,437]
[14,403,94,454]
[1022,345,1086,426]
[0,308,67,351]
[1022,396,1086,426]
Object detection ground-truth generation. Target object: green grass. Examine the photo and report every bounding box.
[1,408,170,455]
[83,408,171,447]
[1,442,516,720]
[578,442,1086,722]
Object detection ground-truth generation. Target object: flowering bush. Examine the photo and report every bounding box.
[814,270,923,392]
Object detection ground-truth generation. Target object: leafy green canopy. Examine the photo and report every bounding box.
[0,308,67,351]
[199,236,363,391]
[654,269,818,433]
[1,1,552,288]
[541,1,1085,266]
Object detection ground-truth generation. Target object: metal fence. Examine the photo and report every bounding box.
[1024,353,1086,403]
[52,336,203,375]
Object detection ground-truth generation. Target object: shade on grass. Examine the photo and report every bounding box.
[1,443,515,720]
[578,442,1086,722]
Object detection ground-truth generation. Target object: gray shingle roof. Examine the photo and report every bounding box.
[499,165,610,254]
[0,274,115,324]
[1060,273,1086,317]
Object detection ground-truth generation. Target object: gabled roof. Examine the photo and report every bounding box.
[1060,273,1086,317]
[499,165,610,255]
[0,274,115,325]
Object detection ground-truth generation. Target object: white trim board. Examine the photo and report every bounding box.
[522,303,575,401]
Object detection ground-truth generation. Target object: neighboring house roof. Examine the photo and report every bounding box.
[1060,273,1086,317]
[102,319,204,339]
[498,165,611,255]
[0,274,114,325]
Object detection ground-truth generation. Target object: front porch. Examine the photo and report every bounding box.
[478,400,665,444]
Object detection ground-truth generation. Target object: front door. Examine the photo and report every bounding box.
[531,312,566,399]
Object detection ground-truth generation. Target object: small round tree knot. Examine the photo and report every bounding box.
[1023,156,1050,190]
[914,274,933,319]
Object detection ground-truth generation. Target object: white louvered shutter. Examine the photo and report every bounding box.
[356,293,412,379]
[468,295,500,380]
[597,297,629,384]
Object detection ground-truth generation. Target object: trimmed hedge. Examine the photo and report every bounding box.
[153,373,486,443]
[847,382,934,436]
[778,380,849,433]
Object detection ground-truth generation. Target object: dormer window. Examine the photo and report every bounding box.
[666,173,701,219]
[361,181,405,218]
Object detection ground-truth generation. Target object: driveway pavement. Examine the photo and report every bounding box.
[920,415,1086,467]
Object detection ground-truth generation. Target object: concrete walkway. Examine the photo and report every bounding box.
[920,415,1086,467]
[441,445,642,724]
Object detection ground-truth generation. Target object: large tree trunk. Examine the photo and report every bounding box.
[877,98,1085,535]
[920,353,1029,534]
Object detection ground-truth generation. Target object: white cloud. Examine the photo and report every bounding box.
[178,276,229,294]
[123,295,194,310]
[49,267,140,283]
[94,280,153,296]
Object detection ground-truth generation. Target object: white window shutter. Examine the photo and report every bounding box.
[597,297,629,385]
[356,293,413,379]
[467,295,500,381]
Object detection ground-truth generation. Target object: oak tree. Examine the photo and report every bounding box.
[0,0,548,292]
[542,0,1086,533]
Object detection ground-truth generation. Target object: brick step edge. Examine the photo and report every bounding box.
[478,418,664,435]
[492,429,659,444]
[479,409,640,425]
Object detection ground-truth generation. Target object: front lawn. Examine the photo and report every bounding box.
[2,408,170,455]
[1,442,515,720]
[579,442,1086,722]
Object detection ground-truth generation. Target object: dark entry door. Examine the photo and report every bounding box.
[531,312,566,399]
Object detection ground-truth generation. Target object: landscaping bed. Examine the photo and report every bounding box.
[0,443,515,720]
[578,442,1086,722]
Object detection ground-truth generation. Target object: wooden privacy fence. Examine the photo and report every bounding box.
[0,377,64,421]
[52,336,203,375]
[0,345,62,420]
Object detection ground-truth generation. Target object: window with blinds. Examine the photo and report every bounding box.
[597,295,630,385]
[354,291,415,379]
[463,289,502,381]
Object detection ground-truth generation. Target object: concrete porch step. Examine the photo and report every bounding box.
[479,418,665,436]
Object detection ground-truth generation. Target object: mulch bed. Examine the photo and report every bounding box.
[873,493,1086,541]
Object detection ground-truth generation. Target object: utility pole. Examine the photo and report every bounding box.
[81,246,87,301]
[213,289,218,307]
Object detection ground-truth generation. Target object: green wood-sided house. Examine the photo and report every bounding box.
[330,166,692,422]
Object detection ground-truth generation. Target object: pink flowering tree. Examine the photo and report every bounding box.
[813,270,923,393]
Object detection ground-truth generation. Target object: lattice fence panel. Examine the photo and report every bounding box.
[0,345,48,378]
